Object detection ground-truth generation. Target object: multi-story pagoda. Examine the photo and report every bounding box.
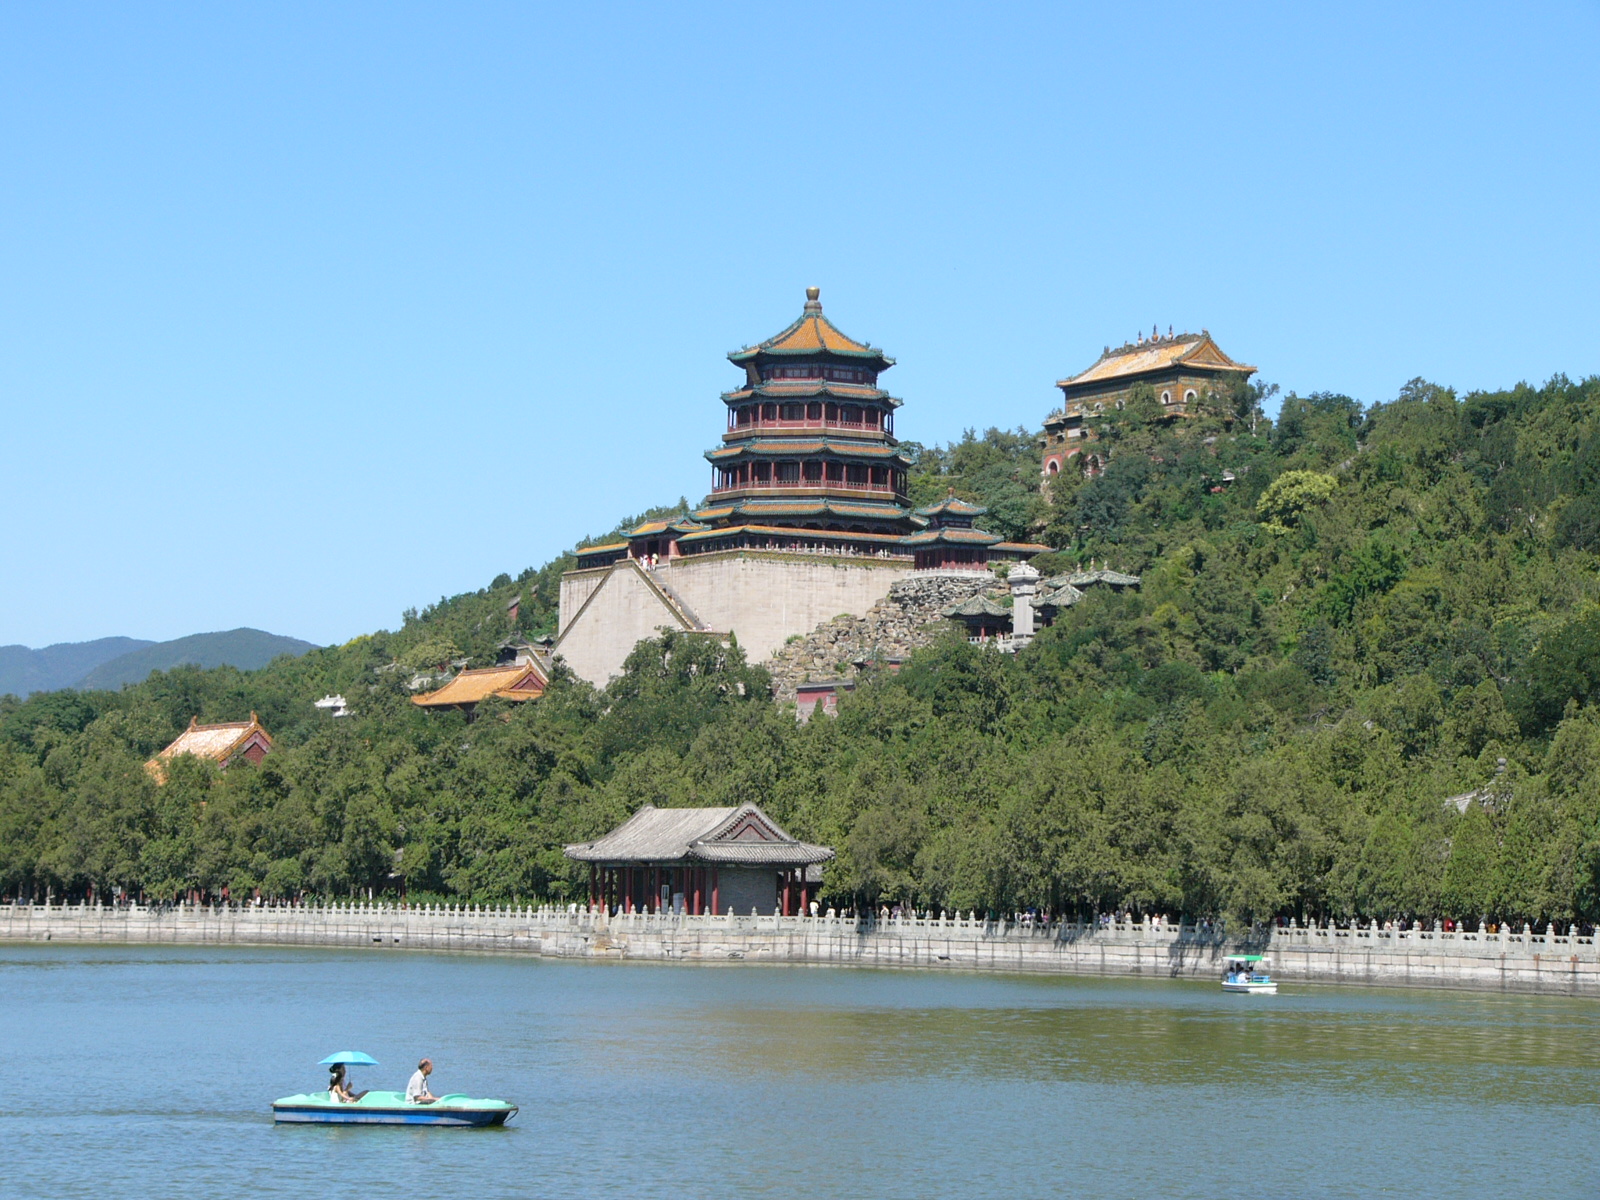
[558,289,1044,685]
[687,287,915,554]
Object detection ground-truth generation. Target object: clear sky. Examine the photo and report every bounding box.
[3,3,1597,648]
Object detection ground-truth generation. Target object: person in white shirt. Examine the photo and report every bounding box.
[406,1058,439,1105]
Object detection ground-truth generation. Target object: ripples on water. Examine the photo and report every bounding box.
[2,946,1596,1199]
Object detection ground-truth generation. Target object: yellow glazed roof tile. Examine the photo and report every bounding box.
[1058,332,1257,389]
[412,663,546,708]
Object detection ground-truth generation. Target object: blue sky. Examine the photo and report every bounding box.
[3,3,1597,648]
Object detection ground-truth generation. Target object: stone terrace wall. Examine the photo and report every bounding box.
[766,570,1001,705]
[8,904,1597,996]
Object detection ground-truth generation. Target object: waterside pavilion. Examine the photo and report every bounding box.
[564,803,834,916]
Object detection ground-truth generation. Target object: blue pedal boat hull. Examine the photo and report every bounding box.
[272,1090,517,1127]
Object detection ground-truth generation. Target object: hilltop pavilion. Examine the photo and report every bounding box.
[556,290,1045,684]
[1041,329,1257,478]
[573,289,1044,569]
[146,713,273,782]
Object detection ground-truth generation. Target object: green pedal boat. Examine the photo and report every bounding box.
[274,1051,518,1126]
[272,1089,519,1126]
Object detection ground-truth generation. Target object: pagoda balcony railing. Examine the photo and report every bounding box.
[727,417,893,435]
[710,479,904,498]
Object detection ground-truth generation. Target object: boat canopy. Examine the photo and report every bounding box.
[1223,954,1264,963]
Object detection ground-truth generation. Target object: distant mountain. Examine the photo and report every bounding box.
[0,637,157,698]
[73,629,318,691]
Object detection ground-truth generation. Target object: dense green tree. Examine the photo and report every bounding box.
[6,373,1600,928]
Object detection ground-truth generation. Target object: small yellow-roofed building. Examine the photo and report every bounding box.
[1042,328,1257,479]
[146,713,274,782]
[411,661,546,717]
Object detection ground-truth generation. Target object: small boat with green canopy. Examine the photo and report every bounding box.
[272,1052,518,1126]
[1220,954,1278,995]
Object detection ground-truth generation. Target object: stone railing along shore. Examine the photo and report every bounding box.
[3,902,1598,995]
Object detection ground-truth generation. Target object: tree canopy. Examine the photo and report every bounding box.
[8,375,1600,929]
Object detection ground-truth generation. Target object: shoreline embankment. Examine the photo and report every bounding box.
[4,902,1598,996]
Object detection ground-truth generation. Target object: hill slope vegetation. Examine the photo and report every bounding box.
[73,629,317,692]
[6,374,1600,930]
[0,637,154,698]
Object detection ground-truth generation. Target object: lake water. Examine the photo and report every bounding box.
[3,944,1597,1199]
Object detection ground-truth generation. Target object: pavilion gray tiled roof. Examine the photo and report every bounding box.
[942,594,1011,619]
[564,803,835,866]
[1056,568,1142,588]
[1035,583,1084,609]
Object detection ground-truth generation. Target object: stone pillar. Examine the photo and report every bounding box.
[1009,562,1040,648]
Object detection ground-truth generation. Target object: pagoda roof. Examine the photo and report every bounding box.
[728,288,893,370]
[626,517,709,538]
[691,496,913,523]
[575,540,628,558]
[565,802,835,867]
[902,526,1004,547]
[1058,330,1256,391]
[943,594,1011,619]
[742,497,910,519]
[677,523,912,547]
[914,495,988,518]
[722,380,901,407]
[411,662,546,709]
[995,541,1052,556]
[706,439,909,462]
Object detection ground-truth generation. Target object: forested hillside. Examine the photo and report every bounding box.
[7,372,1600,929]
[74,629,317,691]
[0,637,153,699]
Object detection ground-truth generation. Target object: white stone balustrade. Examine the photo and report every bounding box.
[3,901,1597,994]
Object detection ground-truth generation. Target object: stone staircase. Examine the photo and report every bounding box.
[635,561,710,631]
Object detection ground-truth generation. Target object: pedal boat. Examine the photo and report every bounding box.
[1220,953,1278,995]
[272,1090,519,1126]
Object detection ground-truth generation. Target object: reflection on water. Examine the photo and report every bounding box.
[3,946,1597,1199]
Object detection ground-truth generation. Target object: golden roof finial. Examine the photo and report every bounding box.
[806,286,820,301]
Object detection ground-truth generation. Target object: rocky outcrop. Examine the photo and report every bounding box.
[766,571,999,705]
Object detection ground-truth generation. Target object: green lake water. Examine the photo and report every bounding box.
[2,944,1596,1198]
